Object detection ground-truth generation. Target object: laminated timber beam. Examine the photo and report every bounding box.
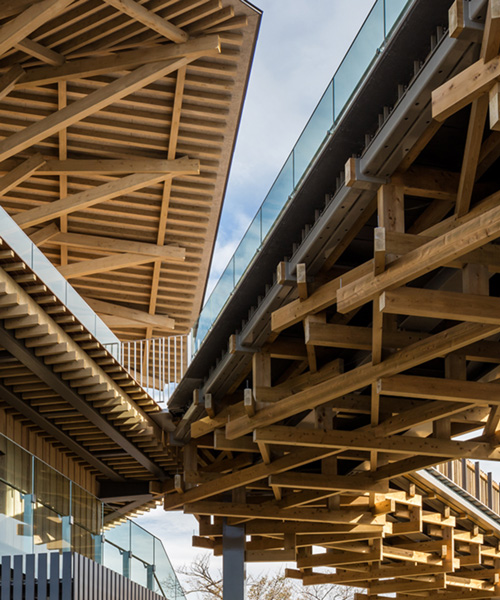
[225,321,500,440]
[379,288,500,324]
[16,35,220,88]
[83,297,175,330]
[0,65,25,103]
[0,380,123,481]
[0,45,220,164]
[0,158,201,176]
[58,253,171,279]
[336,197,500,313]
[13,170,193,229]
[0,0,74,58]
[102,0,189,43]
[48,231,187,260]
[253,427,500,462]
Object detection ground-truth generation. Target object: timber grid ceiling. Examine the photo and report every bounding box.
[159,0,500,597]
[0,0,260,341]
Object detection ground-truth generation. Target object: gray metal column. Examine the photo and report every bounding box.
[222,520,246,600]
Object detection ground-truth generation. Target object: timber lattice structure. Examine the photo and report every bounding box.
[165,0,500,596]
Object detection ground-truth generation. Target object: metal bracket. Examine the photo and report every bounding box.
[345,157,388,190]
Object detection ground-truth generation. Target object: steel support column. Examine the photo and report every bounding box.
[222,519,245,600]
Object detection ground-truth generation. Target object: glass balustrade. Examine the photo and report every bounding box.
[0,206,120,355]
[0,433,185,599]
[190,0,413,354]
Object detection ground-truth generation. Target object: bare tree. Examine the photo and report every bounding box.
[178,554,355,600]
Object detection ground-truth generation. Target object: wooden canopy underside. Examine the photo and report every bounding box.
[0,0,260,340]
[158,0,500,595]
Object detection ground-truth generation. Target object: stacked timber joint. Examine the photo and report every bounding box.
[163,0,500,595]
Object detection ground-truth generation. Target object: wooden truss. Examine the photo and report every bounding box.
[0,0,260,340]
[163,0,500,594]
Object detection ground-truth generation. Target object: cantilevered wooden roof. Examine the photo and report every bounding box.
[0,0,261,340]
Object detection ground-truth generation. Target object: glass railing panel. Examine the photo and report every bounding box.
[0,209,34,267]
[103,539,123,575]
[234,214,261,282]
[334,0,384,120]
[210,258,235,318]
[0,206,120,348]
[294,81,334,186]
[33,500,67,554]
[104,520,131,552]
[154,537,186,600]
[0,480,33,556]
[131,556,148,588]
[0,435,32,494]
[131,521,154,565]
[65,287,97,335]
[34,458,70,517]
[72,484,101,535]
[385,0,412,35]
[261,153,294,241]
[72,523,97,561]
[31,249,67,302]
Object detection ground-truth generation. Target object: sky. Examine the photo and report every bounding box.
[135,0,377,594]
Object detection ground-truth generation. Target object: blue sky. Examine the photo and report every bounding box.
[135,0,375,590]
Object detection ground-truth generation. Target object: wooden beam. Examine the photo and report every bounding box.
[103,0,188,43]
[225,321,500,439]
[253,427,500,460]
[163,448,341,510]
[373,400,470,436]
[29,222,60,246]
[390,166,458,201]
[0,0,74,58]
[0,157,200,175]
[0,51,219,164]
[0,153,45,197]
[83,297,175,330]
[58,253,156,279]
[455,95,489,217]
[432,55,500,121]
[380,287,500,325]
[268,473,388,493]
[304,320,428,350]
[18,35,219,88]
[13,172,178,229]
[0,65,25,102]
[184,501,385,525]
[49,232,185,260]
[377,374,500,405]
[15,37,64,65]
[337,199,500,313]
